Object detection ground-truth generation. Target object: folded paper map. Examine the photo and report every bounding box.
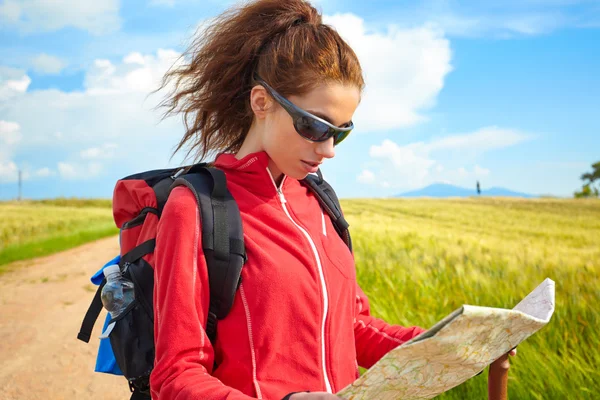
[337,278,555,400]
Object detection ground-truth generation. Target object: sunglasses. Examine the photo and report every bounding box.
[254,75,354,146]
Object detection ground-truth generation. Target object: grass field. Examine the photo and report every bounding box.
[343,197,600,399]
[1,196,598,398]
[0,198,118,272]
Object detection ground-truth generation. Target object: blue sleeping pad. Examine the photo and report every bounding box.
[90,255,123,376]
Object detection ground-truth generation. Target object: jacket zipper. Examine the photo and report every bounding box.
[267,169,333,393]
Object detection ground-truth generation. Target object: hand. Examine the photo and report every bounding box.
[490,347,517,371]
[488,348,517,400]
[289,392,343,400]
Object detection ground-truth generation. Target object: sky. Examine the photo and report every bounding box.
[0,0,599,200]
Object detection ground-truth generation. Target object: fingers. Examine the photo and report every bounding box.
[490,353,511,370]
[509,347,517,357]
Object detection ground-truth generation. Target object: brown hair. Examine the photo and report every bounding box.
[157,0,365,162]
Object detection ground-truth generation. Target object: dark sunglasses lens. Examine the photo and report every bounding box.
[334,129,352,145]
[295,117,330,141]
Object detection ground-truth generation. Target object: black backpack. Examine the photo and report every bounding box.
[77,163,352,400]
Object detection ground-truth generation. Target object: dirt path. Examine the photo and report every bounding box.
[0,236,132,399]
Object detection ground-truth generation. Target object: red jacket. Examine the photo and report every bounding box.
[150,151,425,399]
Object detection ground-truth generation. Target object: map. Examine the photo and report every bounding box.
[337,278,555,400]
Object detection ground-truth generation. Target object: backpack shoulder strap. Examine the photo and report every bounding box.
[169,166,246,343]
[301,169,352,253]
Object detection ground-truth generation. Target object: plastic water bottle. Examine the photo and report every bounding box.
[99,264,135,339]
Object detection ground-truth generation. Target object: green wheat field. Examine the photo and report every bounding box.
[0,198,117,272]
[1,197,598,398]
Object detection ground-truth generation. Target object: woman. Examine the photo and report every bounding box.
[150,1,515,399]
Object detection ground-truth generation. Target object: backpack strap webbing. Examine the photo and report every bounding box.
[77,279,107,343]
[130,390,150,400]
[301,169,352,252]
[170,166,246,344]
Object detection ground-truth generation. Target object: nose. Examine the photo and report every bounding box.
[315,137,335,159]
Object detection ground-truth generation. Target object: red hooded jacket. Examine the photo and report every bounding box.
[150,151,425,399]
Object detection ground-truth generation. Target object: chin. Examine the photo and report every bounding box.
[283,165,310,180]
[287,170,309,180]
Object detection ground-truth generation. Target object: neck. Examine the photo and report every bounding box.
[236,122,284,187]
[267,161,284,188]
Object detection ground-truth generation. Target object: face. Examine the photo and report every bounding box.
[256,82,361,182]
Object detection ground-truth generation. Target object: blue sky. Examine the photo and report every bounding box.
[0,0,599,200]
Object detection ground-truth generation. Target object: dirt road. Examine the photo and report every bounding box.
[0,236,132,399]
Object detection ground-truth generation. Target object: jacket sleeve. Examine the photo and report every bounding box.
[150,186,254,400]
[353,283,426,369]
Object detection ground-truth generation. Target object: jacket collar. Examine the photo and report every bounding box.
[213,151,289,198]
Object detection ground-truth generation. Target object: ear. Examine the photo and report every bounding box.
[250,85,273,119]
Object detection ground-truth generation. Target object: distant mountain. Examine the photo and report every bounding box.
[396,183,535,198]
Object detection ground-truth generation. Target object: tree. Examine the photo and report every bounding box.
[574,161,600,198]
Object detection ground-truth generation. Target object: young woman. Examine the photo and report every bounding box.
[150,1,515,399]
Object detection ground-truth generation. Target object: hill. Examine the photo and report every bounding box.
[396,183,535,198]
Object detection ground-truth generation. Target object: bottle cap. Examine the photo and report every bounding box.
[103,264,121,277]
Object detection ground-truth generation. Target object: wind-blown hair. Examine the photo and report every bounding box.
[157,0,364,161]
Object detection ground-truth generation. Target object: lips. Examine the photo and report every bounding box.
[301,160,321,173]
[302,160,321,167]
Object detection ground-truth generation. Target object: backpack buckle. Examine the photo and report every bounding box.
[170,168,186,180]
[128,374,151,395]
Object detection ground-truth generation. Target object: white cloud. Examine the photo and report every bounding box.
[32,167,54,178]
[58,161,102,180]
[368,140,436,189]
[0,120,22,145]
[85,49,181,94]
[401,0,597,38]
[31,53,66,75]
[80,143,118,160]
[359,126,531,190]
[474,165,490,176]
[324,14,452,131]
[427,12,567,37]
[370,141,433,169]
[357,169,376,184]
[438,165,491,187]
[0,1,20,22]
[0,66,31,101]
[57,162,77,179]
[0,0,121,35]
[123,52,146,65]
[0,120,21,183]
[0,161,18,183]
[0,49,187,189]
[427,126,531,152]
[16,166,57,181]
[5,75,30,93]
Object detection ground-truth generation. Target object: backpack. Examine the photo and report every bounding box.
[77,162,352,400]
